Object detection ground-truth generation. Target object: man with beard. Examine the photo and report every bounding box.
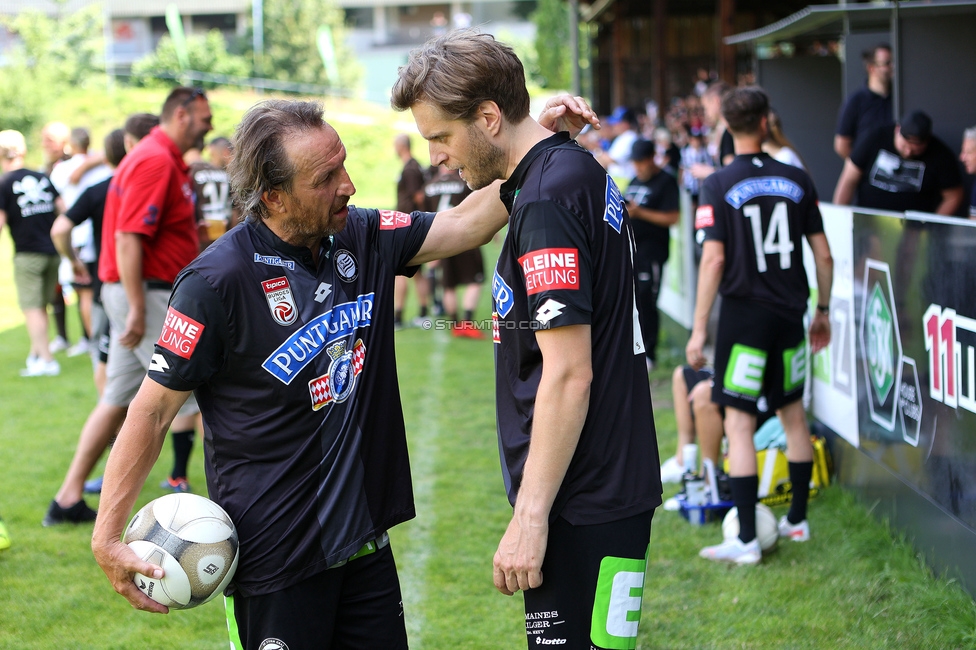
[392,30,661,650]
[91,95,597,648]
[44,88,210,526]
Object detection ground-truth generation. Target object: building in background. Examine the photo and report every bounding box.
[0,0,248,71]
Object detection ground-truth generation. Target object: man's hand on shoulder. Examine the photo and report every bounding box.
[538,95,600,139]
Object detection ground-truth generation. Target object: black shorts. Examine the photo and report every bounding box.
[523,510,653,650]
[682,365,713,395]
[227,536,407,650]
[441,248,484,288]
[712,296,806,414]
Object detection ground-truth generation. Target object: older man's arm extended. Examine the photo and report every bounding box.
[91,379,192,615]
[492,324,592,595]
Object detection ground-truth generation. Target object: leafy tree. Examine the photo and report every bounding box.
[260,0,361,92]
[0,3,103,86]
[0,3,102,135]
[531,0,570,90]
[130,31,251,88]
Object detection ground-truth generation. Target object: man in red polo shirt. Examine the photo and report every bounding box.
[44,88,212,525]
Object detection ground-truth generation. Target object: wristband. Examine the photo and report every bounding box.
[816,304,829,315]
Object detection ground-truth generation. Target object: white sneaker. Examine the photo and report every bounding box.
[20,358,60,377]
[660,456,685,484]
[699,536,762,565]
[67,338,90,357]
[49,336,68,353]
[778,516,810,542]
[412,316,432,330]
[663,495,681,511]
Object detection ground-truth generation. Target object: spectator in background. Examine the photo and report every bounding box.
[833,110,963,216]
[689,81,734,185]
[597,106,640,179]
[763,108,806,171]
[960,126,976,219]
[834,43,893,160]
[40,122,72,175]
[43,89,211,526]
[625,139,680,372]
[680,127,713,208]
[392,133,431,328]
[123,113,159,150]
[0,129,66,377]
[653,126,681,176]
[51,128,128,399]
[422,165,485,338]
[186,136,235,250]
[49,127,114,358]
[40,121,72,353]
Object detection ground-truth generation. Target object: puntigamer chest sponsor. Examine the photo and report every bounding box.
[262,293,374,384]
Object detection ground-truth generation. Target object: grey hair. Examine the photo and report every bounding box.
[227,100,326,221]
[964,126,976,142]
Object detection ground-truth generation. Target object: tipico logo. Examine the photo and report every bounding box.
[866,282,894,404]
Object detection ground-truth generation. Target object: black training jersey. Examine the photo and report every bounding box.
[493,132,662,526]
[850,125,961,214]
[0,168,60,254]
[696,153,823,320]
[66,177,111,259]
[147,207,432,598]
[423,167,471,212]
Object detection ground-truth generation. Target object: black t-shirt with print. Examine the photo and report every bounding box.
[0,168,60,254]
[850,125,961,214]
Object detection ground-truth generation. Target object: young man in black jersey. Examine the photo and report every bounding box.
[393,30,661,649]
[687,86,833,565]
[625,139,680,371]
[91,95,596,649]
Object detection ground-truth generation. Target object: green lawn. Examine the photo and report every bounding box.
[1,87,974,649]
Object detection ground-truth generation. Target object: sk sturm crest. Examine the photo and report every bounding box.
[308,339,366,410]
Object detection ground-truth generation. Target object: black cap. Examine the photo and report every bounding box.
[631,139,655,161]
[899,110,932,141]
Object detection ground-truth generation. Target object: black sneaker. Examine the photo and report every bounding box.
[42,499,97,527]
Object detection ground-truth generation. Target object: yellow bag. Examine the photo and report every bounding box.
[726,436,832,507]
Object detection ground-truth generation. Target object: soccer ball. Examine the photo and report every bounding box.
[722,503,779,551]
[123,492,239,609]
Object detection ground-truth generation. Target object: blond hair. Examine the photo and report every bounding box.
[0,130,27,159]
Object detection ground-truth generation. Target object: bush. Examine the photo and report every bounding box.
[131,31,252,89]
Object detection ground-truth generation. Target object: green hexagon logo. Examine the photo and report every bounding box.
[866,282,895,403]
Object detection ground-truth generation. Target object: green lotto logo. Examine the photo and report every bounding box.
[866,282,895,404]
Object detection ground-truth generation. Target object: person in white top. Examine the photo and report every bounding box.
[762,108,806,171]
[596,106,639,179]
[48,127,113,356]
